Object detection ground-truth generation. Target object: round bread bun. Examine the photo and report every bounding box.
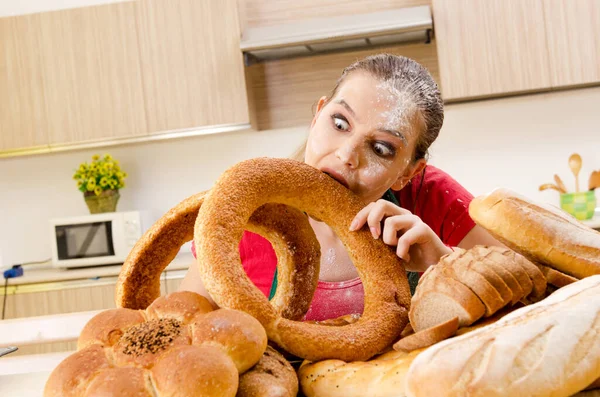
[44,344,111,397]
[84,367,153,396]
[77,308,145,350]
[146,290,214,324]
[151,345,239,397]
[195,158,410,362]
[191,309,268,373]
[237,346,299,397]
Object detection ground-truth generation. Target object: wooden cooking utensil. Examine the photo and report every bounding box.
[589,170,600,191]
[568,153,583,192]
[554,174,568,194]
[539,183,564,193]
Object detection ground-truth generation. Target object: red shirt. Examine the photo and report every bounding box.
[192,165,476,321]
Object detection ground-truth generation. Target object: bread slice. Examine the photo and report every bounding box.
[393,316,459,352]
[493,247,534,297]
[510,251,547,298]
[409,266,485,331]
[538,264,578,288]
[472,246,525,304]
[468,256,514,307]
[439,254,505,317]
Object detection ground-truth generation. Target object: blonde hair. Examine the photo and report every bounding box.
[291,54,443,163]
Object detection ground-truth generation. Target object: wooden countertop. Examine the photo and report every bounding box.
[5,252,194,287]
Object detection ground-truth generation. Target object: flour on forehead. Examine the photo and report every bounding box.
[375,72,423,132]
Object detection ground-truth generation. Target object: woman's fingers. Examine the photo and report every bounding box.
[381,215,419,246]
[396,226,427,262]
[350,199,409,238]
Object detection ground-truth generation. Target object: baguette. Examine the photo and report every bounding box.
[405,275,600,397]
[469,188,600,279]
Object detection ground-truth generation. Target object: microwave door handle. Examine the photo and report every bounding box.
[75,223,102,258]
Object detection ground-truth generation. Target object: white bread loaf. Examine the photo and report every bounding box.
[405,275,600,397]
[469,188,600,279]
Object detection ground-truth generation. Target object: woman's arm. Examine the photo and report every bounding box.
[178,265,217,307]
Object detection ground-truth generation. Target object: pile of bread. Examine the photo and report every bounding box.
[44,162,600,397]
[300,188,600,397]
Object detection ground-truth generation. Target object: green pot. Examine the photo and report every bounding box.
[560,191,596,220]
[84,189,120,214]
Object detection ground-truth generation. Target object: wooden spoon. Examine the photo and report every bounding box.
[554,174,568,193]
[589,170,600,191]
[568,153,582,192]
[539,183,564,193]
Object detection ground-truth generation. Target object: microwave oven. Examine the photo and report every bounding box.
[50,211,142,268]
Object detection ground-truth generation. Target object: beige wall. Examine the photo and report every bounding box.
[2,87,600,267]
[1,1,599,268]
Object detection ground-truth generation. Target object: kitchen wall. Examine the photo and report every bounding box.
[2,0,600,268]
[2,86,600,267]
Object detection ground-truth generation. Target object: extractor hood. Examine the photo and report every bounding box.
[240,5,433,65]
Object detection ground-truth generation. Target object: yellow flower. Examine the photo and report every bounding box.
[94,186,103,196]
[77,180,84,188]
[78,164,87,173]
[116,171,124,179]
[92,154,100,161]
[100,177,109,187]
[104,154,113,161]
[109,180,117,189]
[87,178,96,190]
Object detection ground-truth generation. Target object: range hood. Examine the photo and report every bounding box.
[241,5,433,65]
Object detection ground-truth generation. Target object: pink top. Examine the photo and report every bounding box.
[192,165,475,321]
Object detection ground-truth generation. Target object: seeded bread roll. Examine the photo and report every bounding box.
[45,291,268,397]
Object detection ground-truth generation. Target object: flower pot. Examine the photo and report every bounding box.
[560,191,596,220]
[84,189,120,214]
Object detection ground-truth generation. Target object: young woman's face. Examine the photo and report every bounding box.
[305,71,424,203]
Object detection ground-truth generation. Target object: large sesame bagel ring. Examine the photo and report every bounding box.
[116,191,321,321]
[195,158,411,362]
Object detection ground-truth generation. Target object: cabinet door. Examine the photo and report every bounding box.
[432,0,551,100]
[37,2,147,145]
[543,0,600,87]
[136,0,250,133]
[0,14,49,151]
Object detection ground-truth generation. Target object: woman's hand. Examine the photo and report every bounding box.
[349,199,451,272]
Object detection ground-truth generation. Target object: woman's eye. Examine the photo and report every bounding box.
[332,114,349,131]
[373,142,395,157]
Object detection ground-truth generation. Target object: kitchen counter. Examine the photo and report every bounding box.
[0,253,193,324]
[7,252,193,286]
[1,253,193,297]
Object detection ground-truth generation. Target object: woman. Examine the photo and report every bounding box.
[180,54,501,321]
